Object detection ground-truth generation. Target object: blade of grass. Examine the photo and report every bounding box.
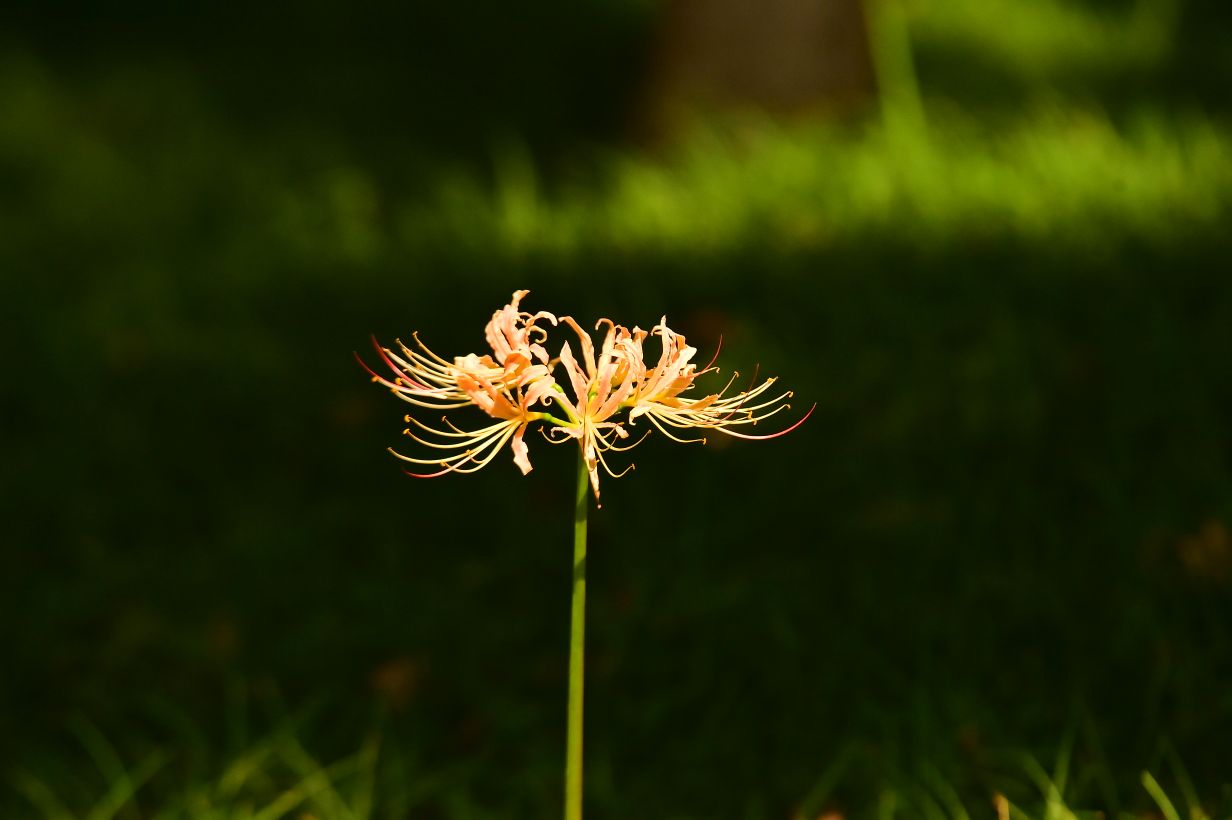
[796,744,854,818]
[877,787,899,820]
[68,718,128,793]
[9,770,75,820]
[1078,707,1120,816]
[85,750,168,820]
[217,739,277,798]
[919,761,971,820]
[276,732,358,820]
[350,730,381,820]
[1003,796,1036,820]
[1050,729,1075,804]
[1022,753,1076,820]
[142,694,209,781]
[249,750,366,820]
[1141,770,1182,820]
[225,674,249,758]
[1160,740,1207,820]
[910,779,952,820]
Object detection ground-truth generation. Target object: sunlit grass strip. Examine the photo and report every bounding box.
[910,0,1180,78]
[400,111,1232,260]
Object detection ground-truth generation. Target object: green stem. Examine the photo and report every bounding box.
[565,450,589,820]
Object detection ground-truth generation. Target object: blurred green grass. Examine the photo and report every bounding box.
[3,0,1232,815]
[913,0,1180,82]
[6,706,1221,819]
[3,53,1228,279]
[408,110,1230,258]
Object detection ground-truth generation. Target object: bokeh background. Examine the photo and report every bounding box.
[3,0,1231,817]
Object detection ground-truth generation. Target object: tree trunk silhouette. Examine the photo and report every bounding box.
[638,0,877,140]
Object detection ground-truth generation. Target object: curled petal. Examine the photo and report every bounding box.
[510,422,533,475]
[561,316,598,377]
[483,290,559,375]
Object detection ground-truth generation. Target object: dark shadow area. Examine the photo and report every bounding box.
[2,2,1230,817]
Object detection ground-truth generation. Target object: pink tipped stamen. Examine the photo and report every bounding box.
[403,465,458,478]
[370,336,432,391]
[714,402,815,440]
[353,350,398,388]
[701,334,724,372]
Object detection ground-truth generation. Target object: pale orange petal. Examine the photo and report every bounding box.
[559,341,591,407]
[510,423,533,475]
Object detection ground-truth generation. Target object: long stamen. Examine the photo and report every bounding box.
[596,428,650,453]
[445,426,520,474]
[700,334,724,372]
[591,432,634,478]
[702,403,815,440]
[371,338,434,391]
[393,420,519,472]
[645,412,707,444]
[388,393,474,410]
[407,415,514,441]
[392,339,456,378]
[410,331,458,368]
[393,420,514,463]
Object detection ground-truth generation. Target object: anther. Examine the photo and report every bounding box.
[404,415,411,423]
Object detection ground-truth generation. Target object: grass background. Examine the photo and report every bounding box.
[2,0,1231,816]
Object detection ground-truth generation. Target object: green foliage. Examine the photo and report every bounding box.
[913,0,1181,81]
[402,110,1231,261]
[3,0,1232,816]
[7,704,1227,819]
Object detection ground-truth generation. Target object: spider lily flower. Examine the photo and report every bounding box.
[626,317,701,414]
[544,317,647,499]
[356,290,558,407]
[626,317,813,443]
[361,293,811,496]
[358,291,561,475]
[483,289,558,377]
[392,379,550,477]
[450,289,560,392]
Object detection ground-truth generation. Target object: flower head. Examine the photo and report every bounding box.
[359,292,812,502]
[627,317,799,441]
[548,317,647,497]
